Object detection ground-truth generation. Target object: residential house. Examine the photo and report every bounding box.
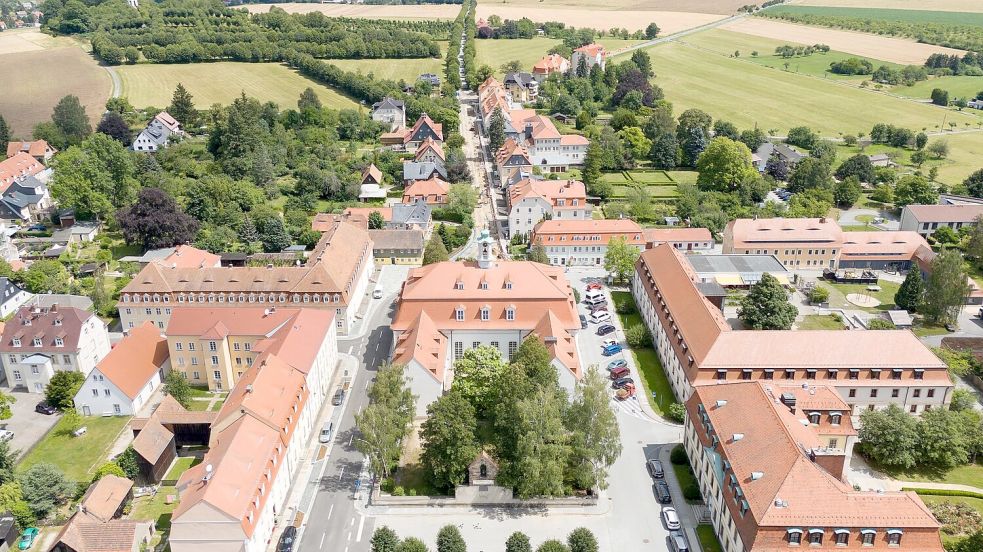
[74,322,170,416]
[414,138,445,165]
[968,99,983,110]
[0,304,110,393]
[344,201,431,233]
[169,308,338,552]
[643,228,714,251]
[130,395,216,483]
[52,221,99,244]
[163,307,337,394]
[503,72,538,103]
[494,138,532,187]
[371,97,406,131]
[132,111,184,153]
[531,54,569,82]
[724,217,843,269]
[839,231,934,271]
[119,244,222,270]
[868,153,896,167]
[392,232,582,415]
[531,219,645,267]
[402,176,449,206]
[5,139,55,162]
[507,179,590,237]
[380,113,443,150]
[359,164,387,201]
[754,142,808,172]
[632,244,953,413]
[0,175,52,223]
[50,475,153,552]
[685,382,942,552]
[571,43,606,72]
[419,73,441,87]
[0,152,45,189]
[403,161,447,185]
[117,220,373,335]
[900,203,983,237]
[0,278,31,319]
[369,229,425,265]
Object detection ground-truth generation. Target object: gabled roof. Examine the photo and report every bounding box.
[392,310,447,382]
[93,322,168,400]
[158,244,221,269]
[403,160,447,182]
[5,139,54,159]
[508,179,586,207]
[372,97,405,111]
[406,113,443,143]
[904,203,983,223]
[726,217,843,249]
[574,43,606,57]
[391,200,431,225]
[53,518,147,552]
[414,138,445,162]
[532,54,569,73]
[532,310,581,378]
[361,164,383,185]
[403,176,449,199]
[368,229,424,251]
[154,111,181,132]
[0,152,44,188]
[130,417,174,465]
[0,304,95,353]
[80,474,133,523]
[532,219,644,246]
[644,227,713,243]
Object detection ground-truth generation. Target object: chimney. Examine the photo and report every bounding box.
[715,400,727,408]
[751,471,764,480]
[732,433,744,442]
[819,216,826,223]
[246,384,254,393]
[270,306,276,314]
[266,263,274,269]
[779,392,797,414]
[50,303,58,312]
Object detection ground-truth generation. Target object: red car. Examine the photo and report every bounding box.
[586,283,603,291]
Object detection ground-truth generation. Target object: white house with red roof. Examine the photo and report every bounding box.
[507,179,590,237]
[0,152,45,190]
[531,219,645,267]
[571,43,607,72]
[132,111,185,152]
[531,53,570,82]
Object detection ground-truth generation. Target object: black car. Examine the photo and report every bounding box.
[655,480,672,504]
[277,526,297,552]
[596,324,616,336]
[646,459,665,479]
[35,402,57,415]
[579,314,588,329]
[332,388,345,406]
[612,377,634,389]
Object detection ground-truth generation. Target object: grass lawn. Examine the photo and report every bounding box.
[840,224,883,232]
[131,485,177,530]
[892,75,983,102]
[797,314,846,330]
[610,291,678,417]
[819,278,900,312]
[890,460,983,489]
[599,171,632,184]
[474,37,561,78]
[912,321,951,337]
[697,524,724,552]
[594,37,647,53]
[117,62,359,110]
[18,415,131,482]
[672,462,701,505]
[615,39,980,136]
[164,456,201,482]
[666,170,699,185]
[323,57,443,83]
[932,131,983,189]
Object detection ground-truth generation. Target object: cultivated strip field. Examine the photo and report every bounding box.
[724,18,965,65]
[797,0,983,12]
[117,62,358,110]
[243,2,458,19]
[479,0,756,16]
[474,6,723,34]
[0,28,77,55]
[0,45,109,138]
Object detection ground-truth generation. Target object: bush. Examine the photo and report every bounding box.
[670,444,688,465]
[808,286,829,304]
[625,324,652,348]
[114,447,139,480]
[392,486,405,496]
[666,403,686,424]
[683,482,702,501]
[615,299,637,314]
[407,488,417,496]
[903,488,983,499]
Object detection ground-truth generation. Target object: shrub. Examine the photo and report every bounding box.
[407,488,417,496]
[683,482,702,501]
[928,500,982,536]
[670,444,688,465]
[665,403,686,424]
[625,324,652,348]
[615,299,637,314]
[392,486,405,496]
[808,286,829,304]
[903,488,983,499]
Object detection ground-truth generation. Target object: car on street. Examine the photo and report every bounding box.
[669,530,690,552]
[18,527,38,550]
[601,343,622,356]
[579,314,587,329]
[318,422,334,444]
[601,338,617,348]
[646,459,665,479]
[609,366,630,380]
[585,282,603,291]
[588,303,608,314]
[372,286,383,299]
[34,402,57,415]
[656,481,672,504]
[606,359,627,371]
[662,507,681,530]
[0,430,13,442]
[331,388,345,406]
[612,377,634,389]
[277,526,297,552]
[596,324,616,336]
[590,311,612,324]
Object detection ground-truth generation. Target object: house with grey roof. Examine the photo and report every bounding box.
[754,142,808,173]
[0,278,31,318]
[372,97,406,131]
[503,72,538,103]
[390,200,432,233]
[402,161,447,185]
[0,175,51,222]
[132,111,184,153]
[368,229,425,265]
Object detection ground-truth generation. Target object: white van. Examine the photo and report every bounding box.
[319,422,334,443]
[584,290,606,305]
[590,311,611,324]
[372,285,383,299]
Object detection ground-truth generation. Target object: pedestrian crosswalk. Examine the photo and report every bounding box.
[611,395,651,421]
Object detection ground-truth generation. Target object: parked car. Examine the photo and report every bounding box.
[606,359,627,371]
[586,282,603,291]
[318,422,334,444]
[332,388,345,406]
[277,526,297,552]
[590,311,612,324]
[0,430,13,442]
[34,402,57,415]
[18,528,38,550]
[601,338,617,348]
[662,507,681,530]
[655,481,672,504]
[646,459,664,479]
[612,377,634,389]
[669,530,689,552]
[26,224,45,232]
[584,290,606,305]
[588,304,608,314]
[601,343,622,356]
[596,324,616,336]
[579,314,588,329]
[609,366,630,380]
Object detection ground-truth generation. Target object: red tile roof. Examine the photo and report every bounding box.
[0,152,44,188]
[96,322,168,399]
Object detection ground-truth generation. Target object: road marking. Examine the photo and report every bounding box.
[346,531,352,542]
[356,515,366,542]
[348,433,354,446]
[338,466,346,480]
[327,504,334,520]
[319,532,325,549]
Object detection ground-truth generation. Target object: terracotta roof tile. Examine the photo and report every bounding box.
[80,475,133,523]
[95,322,168,400]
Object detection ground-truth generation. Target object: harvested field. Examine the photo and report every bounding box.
[798,0,983,12]
[0,45,109,138]
[480,0,756,16]
[243,2,458,19]
[117,62,358,110]
[0,29,77,55]
[475,5,723,34]
[724,18,965,65]
[475,37,560,77]
[323,57,443,83]
[768,6,983,27]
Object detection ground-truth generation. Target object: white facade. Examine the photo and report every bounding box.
[373,105,406,131]
[526,137,587,172]
[74,361,168,416]
[509,198,590,238]
[2,316,111,393]
[0,285,31,319]
[684,415,744,552]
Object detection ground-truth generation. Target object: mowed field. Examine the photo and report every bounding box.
[324,57,443,83]
[892,75,983,101]
[476,37,559,77]
[930,132,983,187]
[614,40,980,135]
[479,0,757,16]
[725,18,965,65]
[117,62,358,110]
[797,0,983,12]
[474,5,723,34]
[0,32,109,138]
[243,2,458,19]
[767,6,983,27]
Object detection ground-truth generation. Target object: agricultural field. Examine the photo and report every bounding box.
[243,2,458,19]
[323,57,443,83]
[476,0,755,16]
[723,18,965,65]
[594,37,648,55]
[891,76,983,102]
[766,6,983,27]
[0,41,109,138]
[116,62,359,110]
[475,37,560,77]
[615,40,981,136]
[474,5,723,34]
[796,1,983,16]
[931,131,983,187]
[680,29,902,83]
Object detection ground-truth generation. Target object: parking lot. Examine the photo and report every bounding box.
[0,387,61,455]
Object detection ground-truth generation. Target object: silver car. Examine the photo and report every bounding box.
[662,506,681,530]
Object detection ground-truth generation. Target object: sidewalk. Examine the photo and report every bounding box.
[658,445,705,552]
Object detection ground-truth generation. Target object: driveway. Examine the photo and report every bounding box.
[0,387,60,456]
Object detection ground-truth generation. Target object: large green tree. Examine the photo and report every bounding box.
[567,528,599,552]
[894,175,938,208]
[581,142,608,198]
[695,137,757,192]
[423,233,449,265]
[566,367,621,491]
[163,371,192,408]
[513,387,570,498]
[966,215,983,262]
[506,533,532,552]
[371,527,400,552]
[355,363,415,481]
[527,244,549,264]
[921,248,970,325]
[917,407,970,470]
[420,390,480,491]
[44,370,85,410]
[787,157,832,193]
[51,94,91,146]
[447,184,478,219]
[964,168,983,198]
[488,107,506,154]
[117,187,200,251]
[168,83,198,128]
[834,154,875,183]
[0,115,10,153]
[18,463,75,518]
[604,236,641,283]
[49,132,139,220]
[738,273,797,330]
[436,525,467,552]
[894,269,924,312]
[858,404,920,469]
[451,346,506,416]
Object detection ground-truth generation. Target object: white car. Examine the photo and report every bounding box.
[590,311,611,324]
[0,430,13,442]
[661,506,681,530]
[601,338,617,348]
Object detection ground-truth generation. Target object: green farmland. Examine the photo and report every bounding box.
[475,37,560,77]
[764,6,983,26]
[892,75,983,102]
[605,170,680,199]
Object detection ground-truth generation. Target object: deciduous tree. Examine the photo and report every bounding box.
[488,107,505,154]
[695,137,756,192]
[436,525,467,552]
[567,528,599,552]
[451,346,506,416]
[788,157,832,193]
[527,244,549,264]
[297,87,322,111]
[833,176,862,207]
[420,390,480,491]
[928,139,950,159]
[96,111,131,144]
[738,273,796,330]
[51,94,91,146]
[922,248,970,325]
[893,175,938,208]
[514,387,569,498]
[506,533,532,552]
[964,169,983,198]
[371,527,400,552]
[0,115,9,153]
[918,407,970,469]
[356,363,415,481]
[368,210,386,230]
[604,236,641,283]
[163,371,193,408]
[834,154,875,183]
[0,391,14,421]
[118,188,199,251]
[858,404,920,469]
[45,371,85,410]
[566,367,621,491]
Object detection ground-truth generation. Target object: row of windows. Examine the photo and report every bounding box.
[175,356,253,369]
[714,367,928,381]
[847,388,936,399]
[543,234,640,242]
[454,306,516,321]
[8,354,72,365]
[452,341,519,360]
[787,528,901,546]
[454,281,513,291]
[125,292,344,305]
[11,337,64,347]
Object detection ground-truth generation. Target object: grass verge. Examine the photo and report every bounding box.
[18,415,131,482]
[610,291,678,418]
[797,314,846,330]
[697,524,724,552]
[884,461,983,490]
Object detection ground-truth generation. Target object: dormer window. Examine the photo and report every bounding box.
[53,319,61,326]
[12,338,20,347]
[505,281,513,290]
[480,281,488,290]
[32,338,41,347]
[506,307,515,321]
[455,281,464,290]
[55,337,64,347]
[455,307,465,321]
[830,413,842,425]
[480,307,490,321]
[808,413,820,424]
